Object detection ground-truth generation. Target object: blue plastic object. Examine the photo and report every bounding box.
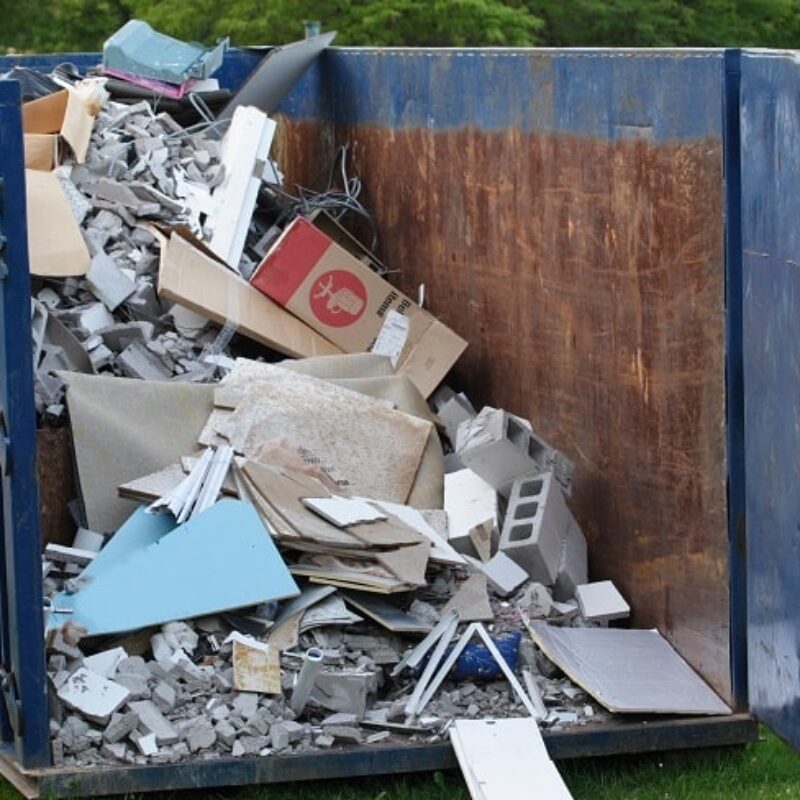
[447,631,522,682]
[103,20,228,85]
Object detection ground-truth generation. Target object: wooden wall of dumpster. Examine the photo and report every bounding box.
[0,42,775,798]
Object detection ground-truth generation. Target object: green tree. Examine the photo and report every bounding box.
[129,0,543,47]
[527,0,800,48]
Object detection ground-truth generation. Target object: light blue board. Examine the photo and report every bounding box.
[48,500,299,636]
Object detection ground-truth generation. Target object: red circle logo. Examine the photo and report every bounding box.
[309,270,367,328]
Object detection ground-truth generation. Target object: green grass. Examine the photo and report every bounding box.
[3,729,799,799]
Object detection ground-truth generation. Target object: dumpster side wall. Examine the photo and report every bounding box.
[741,51,800,744]
[279,49,732,702]
[0,48,734,704]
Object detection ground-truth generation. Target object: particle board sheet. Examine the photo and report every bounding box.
[528,623,731,716]
[450,718,573,800]
[283,356,445,508]
[64,373,215,533]
[47,500,299,636]
[213,359,432,503]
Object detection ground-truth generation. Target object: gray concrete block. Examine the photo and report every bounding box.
[575,581,630,623]
[553,515,588,602]
[499,471,570,585]
[152,681,176,713]
[103,711,139,743]
[478,551,529,597]
[269,720,304,751]
[117,341,172,381]
[456,407,574,496]
[128,700,179,745]
[86,252,137,312]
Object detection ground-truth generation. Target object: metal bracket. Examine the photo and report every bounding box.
[0,668,22,737]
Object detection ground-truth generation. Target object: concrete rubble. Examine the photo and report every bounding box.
[21,59,714,777]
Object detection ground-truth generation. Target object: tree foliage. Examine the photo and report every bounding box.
[1,0,799,53]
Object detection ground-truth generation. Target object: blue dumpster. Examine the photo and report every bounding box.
[0,45,795,795]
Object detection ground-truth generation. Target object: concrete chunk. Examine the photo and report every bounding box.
[152,681,176,713]
[128,700,179,744]
[117,341,172,381]
[575,581,630,623]
[103,711,139,744]
[478,552,528,598]
[269,720,304,751]
[86,252,137,311]
[57,668,130,725]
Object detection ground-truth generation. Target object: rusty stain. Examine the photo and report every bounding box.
[279,119,730,704]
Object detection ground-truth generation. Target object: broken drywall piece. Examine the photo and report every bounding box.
[273,585,337,627]
[57,668,130,725]
[445,469,498,555]
[450,718,574,800]
[441,573,494,623]
[574,581,630,623]
[527,622,731,715]
[341,591,432,634]
[303,496,387,528]
[207,107,276,272]
[43,543,96,567]
[366,499,465,566]
[47,501,299,636]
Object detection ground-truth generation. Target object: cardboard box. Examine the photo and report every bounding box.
[250,218,467,396]
[23,88,96,171]
[155,226,341,359]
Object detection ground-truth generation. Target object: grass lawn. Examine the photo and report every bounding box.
[2,728,798,799]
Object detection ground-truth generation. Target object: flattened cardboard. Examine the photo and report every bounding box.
[527,622,731,716]
[156,227,340,359]
[250,218,466,396]
[25,169,91,277]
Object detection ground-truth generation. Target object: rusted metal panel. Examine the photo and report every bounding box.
[280,51,730,702]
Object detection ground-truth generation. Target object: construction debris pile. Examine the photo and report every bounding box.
[12,21,731,780]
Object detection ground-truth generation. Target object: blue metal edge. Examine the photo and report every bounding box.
[722,49,748,711]
[0,79,49,768]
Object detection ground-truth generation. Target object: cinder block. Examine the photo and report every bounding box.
[553,515,588,602]
[456,407,574,496]
[498,471,570,585]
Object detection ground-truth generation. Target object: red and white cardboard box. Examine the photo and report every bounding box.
[250,217,467,397]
